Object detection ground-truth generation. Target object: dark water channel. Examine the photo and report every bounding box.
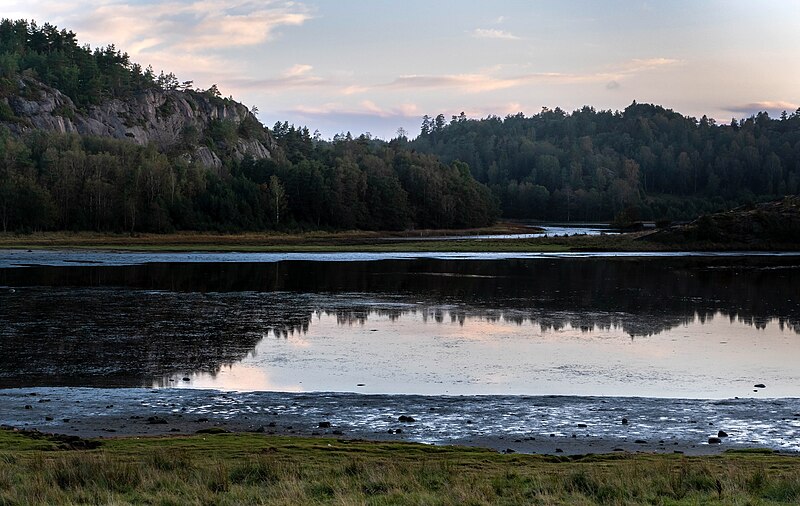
[1,253,798,398]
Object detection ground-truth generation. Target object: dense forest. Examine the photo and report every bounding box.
[0,20,497,232]
[0,127,498,233]
[1,19,799,232]
[411,105,800,222]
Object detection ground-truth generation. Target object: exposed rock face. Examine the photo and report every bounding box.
[2,77,276,169]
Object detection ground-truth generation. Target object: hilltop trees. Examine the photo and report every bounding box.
[0,19,159,108]
[411,104,800,221]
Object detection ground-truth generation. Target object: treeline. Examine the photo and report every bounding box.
[0,19,172,110]
[240,124,497,230]
[411,104,800,222]
[0,127,498,233]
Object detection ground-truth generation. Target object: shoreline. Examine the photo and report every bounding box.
[2,387,797,457]
[2,248,800,271]
[2,229,800,253]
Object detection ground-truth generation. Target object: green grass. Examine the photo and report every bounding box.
[1,429,799,504]
[3,228,795,253]
[0,229,657,253]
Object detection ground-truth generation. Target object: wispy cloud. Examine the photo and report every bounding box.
[10,0,312,55]
[471,28,520,40]
[383,73,563,93]
[39,1,312,52]
[370,57,682,94]
[226,64,328,92]
[726,101,798,115]
[284,64,314,78]
[288,101,421,119]
[620,58,681,73]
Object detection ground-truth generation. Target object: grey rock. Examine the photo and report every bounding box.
[4,77,276,169]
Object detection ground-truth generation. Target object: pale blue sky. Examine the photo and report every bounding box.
[7,1,800,138]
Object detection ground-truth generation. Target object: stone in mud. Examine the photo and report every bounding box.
[577,423,588,428]
[555,448,564,453]
[635,439,647,444]
[621,418,628,425]
[398,415,416,423]
[717,430,728,437]
[502,448,515,454]
[708,437,722,444]
[147,416,168,425]
[754,383,766,388]
[23,405,32,410]
[318,421,331,428]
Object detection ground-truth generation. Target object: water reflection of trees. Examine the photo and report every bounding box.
[301,307,798,338]
[1,256,798,387]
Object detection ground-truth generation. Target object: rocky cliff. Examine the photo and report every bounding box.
[1,76,276,169]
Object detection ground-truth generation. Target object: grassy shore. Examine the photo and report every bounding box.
[0,228,677,253]
[2,229,798,253]
[1,429,798,505]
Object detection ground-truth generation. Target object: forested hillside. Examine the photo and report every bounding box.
[1,19,797,233]
[0,20,497,232]
[411,105,800,222]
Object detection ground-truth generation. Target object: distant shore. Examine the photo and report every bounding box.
[1,228,798,253]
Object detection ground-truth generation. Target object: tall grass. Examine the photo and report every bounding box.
[0,430,799,504]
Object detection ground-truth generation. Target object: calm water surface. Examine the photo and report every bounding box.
[1,252,798,399]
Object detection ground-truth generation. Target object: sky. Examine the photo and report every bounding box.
[6,0,800,139]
